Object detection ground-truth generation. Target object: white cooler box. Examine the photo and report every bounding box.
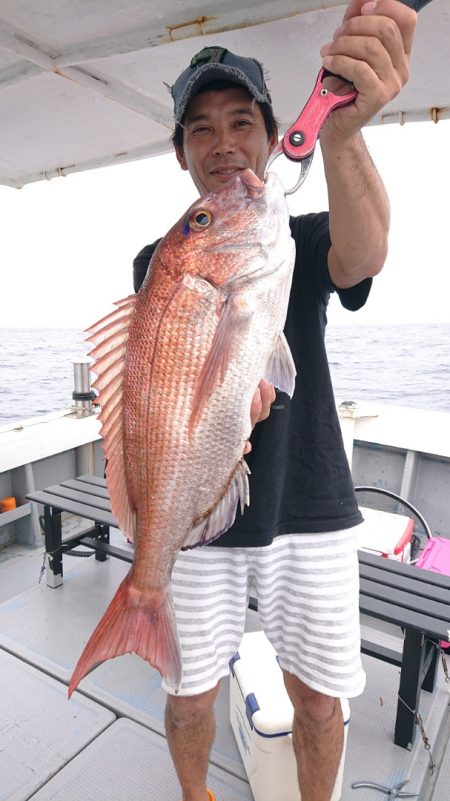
[229,631,350,801]
[358,506,414,562]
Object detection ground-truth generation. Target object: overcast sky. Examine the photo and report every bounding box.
[1,118,449,330]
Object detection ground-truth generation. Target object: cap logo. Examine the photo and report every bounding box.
[190,46,228,69]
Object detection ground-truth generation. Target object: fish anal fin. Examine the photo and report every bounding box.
[182,459,250,550]
[68,573,182,697]
[263,332,296,398]
[189,295,251,433]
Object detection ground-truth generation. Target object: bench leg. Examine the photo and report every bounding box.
[44,505,63,588]
[395,628,425,749]
[95,524,110,562]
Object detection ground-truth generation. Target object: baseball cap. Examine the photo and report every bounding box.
[170,45,272,124]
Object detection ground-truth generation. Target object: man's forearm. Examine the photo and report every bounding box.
[322,131,390,289]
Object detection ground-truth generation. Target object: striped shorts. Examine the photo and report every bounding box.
[162,528,366,699]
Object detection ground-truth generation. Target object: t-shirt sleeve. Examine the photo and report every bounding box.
[132,240,161,293]
[334,276,372,311]
[290,212,372,311]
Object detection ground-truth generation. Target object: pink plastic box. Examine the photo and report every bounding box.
[416,536,450,649]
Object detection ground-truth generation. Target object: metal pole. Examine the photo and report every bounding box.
[72,360,96,417]
[337,400,358,471]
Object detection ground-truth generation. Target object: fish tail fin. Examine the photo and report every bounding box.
[68,573,182,697]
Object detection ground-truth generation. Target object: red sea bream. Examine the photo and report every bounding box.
[68,169,296,696]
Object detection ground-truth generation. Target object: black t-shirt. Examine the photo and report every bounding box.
[133,212,371,547]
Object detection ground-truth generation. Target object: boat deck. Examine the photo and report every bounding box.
[0,527,449,801]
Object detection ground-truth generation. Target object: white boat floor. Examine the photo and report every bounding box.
[27,718,253,801]
[430,713,450,801]
[0,541,47,605]
[0,648,115,801]
[0,550,449,800]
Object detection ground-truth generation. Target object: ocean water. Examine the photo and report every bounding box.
[0,328,88,427]
[327,322,450,413]
[0,323,449,428]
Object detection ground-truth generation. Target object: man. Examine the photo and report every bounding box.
[133,2,417,799]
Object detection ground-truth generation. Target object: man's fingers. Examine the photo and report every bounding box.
[325,18,407,71]
[343,0,417,58]
[256,380,276,423]
[250,389,263,429]
[327,9,412,73]
[361,0,417,58]
[246,381,276,457]
[249,380,276,429]
[343,0,367,23]
[322,33,405,97]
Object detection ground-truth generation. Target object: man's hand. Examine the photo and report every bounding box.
[244,379,276,454]
[319,0,417,143]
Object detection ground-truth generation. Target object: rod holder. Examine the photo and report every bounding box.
[72,360,96,417]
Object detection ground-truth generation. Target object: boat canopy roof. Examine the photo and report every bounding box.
[0,0,448,188]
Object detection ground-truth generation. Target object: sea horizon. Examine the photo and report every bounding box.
[1,322,449,427]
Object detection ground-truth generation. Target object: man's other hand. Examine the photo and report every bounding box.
[244,379,276,454]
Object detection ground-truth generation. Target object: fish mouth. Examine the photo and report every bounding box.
[240,169,265,200]
[241,169,281,201]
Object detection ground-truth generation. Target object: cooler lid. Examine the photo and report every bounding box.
[359,506,414,556]
[231,631,350,738]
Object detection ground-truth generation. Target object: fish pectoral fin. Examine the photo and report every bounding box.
[181,459,250,550]
[263,332,296,398]
[68,573,182,696]
[189,295,251,433]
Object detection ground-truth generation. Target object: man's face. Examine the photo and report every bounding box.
[175,86,278,196]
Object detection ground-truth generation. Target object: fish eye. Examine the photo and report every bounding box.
[189,209,213,231]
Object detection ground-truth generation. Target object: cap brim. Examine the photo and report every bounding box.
[174,62,270,123]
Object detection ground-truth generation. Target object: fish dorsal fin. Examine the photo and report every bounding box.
[189,295,250,434]
[86,295,137,541]
[263,332,296,398]
[181,459,250,549]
